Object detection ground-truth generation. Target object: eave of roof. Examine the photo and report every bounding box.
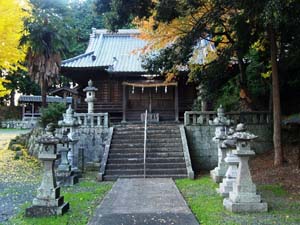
[18,95,72,103]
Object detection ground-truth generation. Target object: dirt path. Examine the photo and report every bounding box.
[0,129,41,223]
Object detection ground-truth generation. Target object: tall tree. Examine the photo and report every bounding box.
[0,0,29,97]
[0,0,28,71]
[94,0,153,31]
[20,0,71,106]
[67,0,104,57]
[100,0,300,166]
[263,0,284,166]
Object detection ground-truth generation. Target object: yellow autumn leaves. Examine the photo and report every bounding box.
[0,0,29,71]
[0,0,30,97]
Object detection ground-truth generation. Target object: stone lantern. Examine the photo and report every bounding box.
[209,105,232,183]
[223,123,268,213]
[56,130,78,186]
[218,127,239,197]
[83,79,98,114]
[26,123,69,217]
[58,105,80,173]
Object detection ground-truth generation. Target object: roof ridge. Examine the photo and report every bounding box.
[62,51,94,64]
[93,29,140,35]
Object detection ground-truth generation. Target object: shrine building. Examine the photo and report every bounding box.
[61,29,196,122]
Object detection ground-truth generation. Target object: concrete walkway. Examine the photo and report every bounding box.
[88,178,199,225]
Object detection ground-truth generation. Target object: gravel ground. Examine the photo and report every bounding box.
[0,182,39,223]
[0,129,41,224]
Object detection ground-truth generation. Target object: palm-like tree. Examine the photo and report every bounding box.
[20,0,70,106]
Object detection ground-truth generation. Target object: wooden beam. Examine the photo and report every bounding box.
[122,81,177,88]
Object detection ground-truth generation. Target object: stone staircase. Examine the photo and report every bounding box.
[103,124,188,181]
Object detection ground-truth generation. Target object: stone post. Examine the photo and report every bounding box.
[68,131,80,176]
[209,105,232,183]
[58,105,81,176]
[56,130,78,186]
[26,124,69,217]
[83,79,98,114]
[223,123,268,213]
[218,127,239,197]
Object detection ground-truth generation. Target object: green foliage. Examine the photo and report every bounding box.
[94,0,153,31]
[39,103,66,128]
[4,69,41,95]
[100,0,300,113]
[10,144,22,152]
[10,180,112,225]
[215,77,240,111]
[66,0,104,58]
[20,0,72,57]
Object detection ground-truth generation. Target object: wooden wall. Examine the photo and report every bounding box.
[76,73,196,121]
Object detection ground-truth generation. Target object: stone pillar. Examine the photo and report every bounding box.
[83,79,98,114]
[218,127,239,197]
[58,105,80,176]
[209,105,232,183]
[56,130,78,186]
[26,124,69,217]
[223,124,268,213]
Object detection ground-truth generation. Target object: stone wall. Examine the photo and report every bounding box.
[184,112,273,172]
[55,127,110,171]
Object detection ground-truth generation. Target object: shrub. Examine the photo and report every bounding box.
[39,103,66,128]
[10,144,22,151]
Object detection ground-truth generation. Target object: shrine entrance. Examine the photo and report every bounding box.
[122,81,179,122]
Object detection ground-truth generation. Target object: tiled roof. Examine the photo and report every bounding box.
[62,29,147,73]
[18,95,72,103]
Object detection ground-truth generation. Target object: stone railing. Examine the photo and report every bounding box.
[74,113,109,128]
[184,111,272,126]
[1,119,37,129]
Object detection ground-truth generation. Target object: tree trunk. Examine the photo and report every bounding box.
[269,26,283,167]
[10,89,15,107]
[41,79,47,107]
[237,53,252,111]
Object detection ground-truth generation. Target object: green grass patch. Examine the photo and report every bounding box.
[9,180,113,225]
[176,176,229,224]
[259,184,287,197]
[176,175,300,225]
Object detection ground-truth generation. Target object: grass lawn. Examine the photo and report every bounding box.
[176,175,300,225]
[9,175,113,225]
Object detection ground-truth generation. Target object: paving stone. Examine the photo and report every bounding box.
[88,178,199,225]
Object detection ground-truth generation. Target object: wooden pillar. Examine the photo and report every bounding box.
[122,84,127,122]
[22,105,25,120]
[175,84,179,122]
[149,89,152,113]
[31,103,34,119]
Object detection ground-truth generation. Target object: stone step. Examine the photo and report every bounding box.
[103,174,188,181]
[109,148,183,154]
[105,168,187,176]
[106,162,187,170]
[112,133,181,139]
[111,138,182,144]
[107,157,185,164]
[110,142,182,148]
[114,127,180,132]
[108,152,184,159]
